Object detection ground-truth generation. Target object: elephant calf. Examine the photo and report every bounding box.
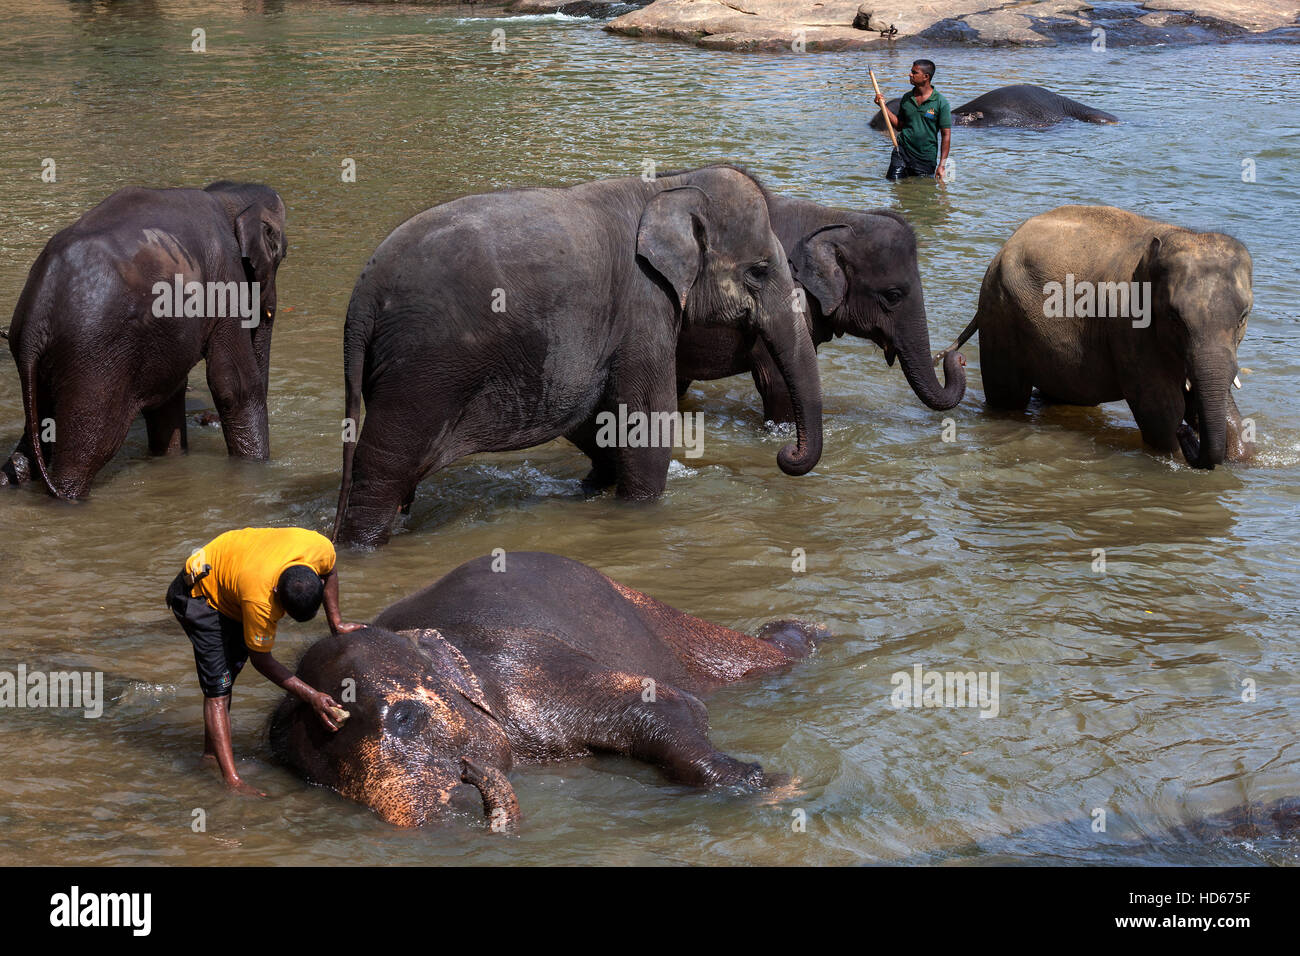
[945,205,1254,469]
[1,182,287,498]
[676,192,966,423]
[270,551,827,830]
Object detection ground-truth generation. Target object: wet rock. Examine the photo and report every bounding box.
[606,0,1300,51]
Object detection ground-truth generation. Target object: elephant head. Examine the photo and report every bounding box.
[639,166,822,475]
[788,211,965,411]
[269,627,517,829]
[204,181,287,393]
[1137,232,1253,469]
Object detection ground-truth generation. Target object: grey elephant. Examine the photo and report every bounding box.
[943,205,1254,469]
[871,84,1117,130]
[1,181,287,497]
[676,192,966,422]
[270,551,826,829]
[333,164,823,548]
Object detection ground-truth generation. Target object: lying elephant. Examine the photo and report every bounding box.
[1,182,286,498]
[270,552,826,829]
[332,164,822,548]
[676,192,966,423]
[871,84,1117,130]
[942,205,1254,469]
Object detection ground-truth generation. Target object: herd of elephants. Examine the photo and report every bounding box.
[1,83,1259,832]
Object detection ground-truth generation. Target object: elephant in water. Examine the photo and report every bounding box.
[941,205,1254,469]
[1,182,287,498]
[332,164,823,548]
[269,551,827,830]
[676,192,966,423]
[871,84,1117,130]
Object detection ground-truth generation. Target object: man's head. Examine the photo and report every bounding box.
[910,60,935,87]
[278,565,325,622]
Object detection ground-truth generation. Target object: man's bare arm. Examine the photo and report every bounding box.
[321,569,364,634]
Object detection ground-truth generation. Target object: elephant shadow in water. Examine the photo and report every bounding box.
[269,551,828,830]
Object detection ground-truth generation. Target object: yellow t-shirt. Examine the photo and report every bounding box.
[184,527,336,652]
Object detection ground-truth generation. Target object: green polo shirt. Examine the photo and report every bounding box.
[898,89,952,163]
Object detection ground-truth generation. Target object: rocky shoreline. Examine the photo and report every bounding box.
[501,0,1299,52]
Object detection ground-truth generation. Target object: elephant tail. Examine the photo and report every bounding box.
[934,315,979,367]
[332,291,371,542]
[17,336,65,499]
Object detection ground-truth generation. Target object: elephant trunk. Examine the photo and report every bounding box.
[757,272,823,476]
[461,757,519,833]
[1188,353,1230,469]
[894,308,966,410]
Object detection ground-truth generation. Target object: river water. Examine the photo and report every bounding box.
[0,1,1297,865]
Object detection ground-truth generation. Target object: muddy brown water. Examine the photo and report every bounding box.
[0,2,1297,865]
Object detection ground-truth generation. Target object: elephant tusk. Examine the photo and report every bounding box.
[1233,375,1242,390]
[1184,379,1192,392]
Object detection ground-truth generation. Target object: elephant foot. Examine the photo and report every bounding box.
[579,467,616,497]
[755,619,830,660]
[1176,422,1201,466]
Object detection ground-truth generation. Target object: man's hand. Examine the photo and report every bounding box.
[311,691,344,732]
[332,621,365,634]
[874,93,885,106]
[935,164,946,183]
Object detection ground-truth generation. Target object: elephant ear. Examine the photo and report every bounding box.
[234,202,281,311]
[1135,234,1164,282]
[790,224,851,316]
[398,628,495,718]
[637,185,709,312]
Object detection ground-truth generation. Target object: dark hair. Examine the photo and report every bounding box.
[913,59,936,80]
[278,565,324,622]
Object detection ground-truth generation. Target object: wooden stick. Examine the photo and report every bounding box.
[869,67,900,152]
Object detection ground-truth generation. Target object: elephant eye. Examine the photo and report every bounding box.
[384,699,427,737]
[880,288,905,308]
[745,261,770,287]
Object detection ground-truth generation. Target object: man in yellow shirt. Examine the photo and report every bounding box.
[166,527,363,795]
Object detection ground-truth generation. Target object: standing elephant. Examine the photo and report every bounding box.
[676,193,966,423]
[270,551,827,829]
[332,164,823,548]
[943,205,1254,469]
[1,181,287,498]
[871,84,1117,130]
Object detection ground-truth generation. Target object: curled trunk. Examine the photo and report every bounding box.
[896,311,966,410]
[756,277,823,476]
[461,757,519,833]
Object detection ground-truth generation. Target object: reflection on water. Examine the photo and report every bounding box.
[0,1,1297,865]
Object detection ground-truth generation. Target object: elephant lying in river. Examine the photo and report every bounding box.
[676,193,966,423]
[1,182,286,498]
[941,205,1254,469]
[871,84,1117,130]
[269,551,827,829]
[332,164,822,548]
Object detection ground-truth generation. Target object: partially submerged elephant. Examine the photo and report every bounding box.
[942,205,1254,469]
[269,551,827,829]
[871,84,1117,130]
[676,193,966,423]
[332,164,823,548]
[1,182,287,498]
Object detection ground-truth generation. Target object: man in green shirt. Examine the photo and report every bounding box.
[874,59,952,182]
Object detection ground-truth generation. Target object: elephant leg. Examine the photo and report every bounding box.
[565,416,618,493]
[612,374,676,500]
[750,339,795,425]
[143,383,188,456]
[42,385,136,498]
[205,344,269,460]
[977,333,1031,410]
[1126,386,1184,456]
[580,674,765,788]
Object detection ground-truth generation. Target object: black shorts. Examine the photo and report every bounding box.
[886,147,938,180]
[167,572,248,698]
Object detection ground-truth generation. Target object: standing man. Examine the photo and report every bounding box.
[166,526,364,795]
[875,59,952,182]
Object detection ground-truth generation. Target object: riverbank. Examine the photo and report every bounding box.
[501,0,1300,52]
